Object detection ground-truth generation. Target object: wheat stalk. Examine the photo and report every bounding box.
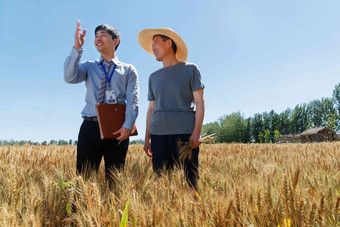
[178,133,216,161]
[317,193,325,226]
[309,202,316,225]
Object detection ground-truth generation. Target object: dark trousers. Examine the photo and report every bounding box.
[150,134,199,189]
[77,120,129,180]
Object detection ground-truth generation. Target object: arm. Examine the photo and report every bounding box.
[144,101,155,157]
[114,67,139,140]
[190,88,205,149]
[64,20,88,84]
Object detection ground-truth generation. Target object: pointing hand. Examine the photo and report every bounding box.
[74,20,86,50]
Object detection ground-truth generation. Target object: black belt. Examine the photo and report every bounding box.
[84,116,98,121]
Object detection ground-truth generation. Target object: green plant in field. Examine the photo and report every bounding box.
[55,174,73,191]
[120,197,130,227]
[54,174,74,215]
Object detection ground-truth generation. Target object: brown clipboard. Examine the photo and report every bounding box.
[95,103,138,140]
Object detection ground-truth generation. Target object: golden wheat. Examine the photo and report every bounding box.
[0,142,339,226]
[178,133,216,160]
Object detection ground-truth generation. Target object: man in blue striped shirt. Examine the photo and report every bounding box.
[64,20,139,183]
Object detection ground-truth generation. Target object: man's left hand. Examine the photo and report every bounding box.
[113,127,131,141]
[190,132,203,149]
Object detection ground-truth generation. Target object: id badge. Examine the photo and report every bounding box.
[106,90,117,104]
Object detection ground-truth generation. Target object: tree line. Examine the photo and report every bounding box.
[0,139,78,146]
[0,139,145,146]
[202,83,340,143]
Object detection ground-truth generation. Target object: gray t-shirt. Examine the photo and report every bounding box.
[148,62,204,135]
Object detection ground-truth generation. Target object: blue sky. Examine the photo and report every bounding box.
[1,0,340,142]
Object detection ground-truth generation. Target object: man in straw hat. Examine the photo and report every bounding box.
[138,28,205,189]
[64,20,139,184]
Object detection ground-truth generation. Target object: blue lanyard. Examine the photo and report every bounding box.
[100,63,117,86]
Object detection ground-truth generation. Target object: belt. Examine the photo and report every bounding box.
[84,116,98,121]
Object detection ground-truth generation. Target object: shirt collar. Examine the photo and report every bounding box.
[98,56,119,66]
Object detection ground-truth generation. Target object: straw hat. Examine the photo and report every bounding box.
[137,28,188,62]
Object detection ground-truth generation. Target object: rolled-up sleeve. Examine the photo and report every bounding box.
[64,47,88,84]
[123,66,139,129]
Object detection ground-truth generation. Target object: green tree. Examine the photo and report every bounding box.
[307,99,322,128]
[243,118,251,143]
[18,140,26,146]
[201,122,220,140]
[219,112,246,143]
[251,114,263,143]
[278,109,292,135]
[319,97,338,129]
[274,130,280,143]
[323,112,338,131]
[50,140,57,145]
[264,129,271,143]
[262,112,271,132]
[291,103,308,134]
[258,132,264,143]
[58,140,68,145]
[268,110,280,141]
[332,83,340,115]
[130,139,144,144]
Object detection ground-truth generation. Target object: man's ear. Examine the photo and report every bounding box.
[166,39,173,49]
[114,39,120,47]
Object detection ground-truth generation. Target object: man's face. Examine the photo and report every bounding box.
[152,36,170,62]
[94,29,116,53]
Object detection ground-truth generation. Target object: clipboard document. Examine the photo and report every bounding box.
[95,103,138,140]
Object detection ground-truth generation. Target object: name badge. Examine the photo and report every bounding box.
[106,90,117,104]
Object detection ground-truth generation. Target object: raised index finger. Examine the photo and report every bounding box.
[76,20,81,31]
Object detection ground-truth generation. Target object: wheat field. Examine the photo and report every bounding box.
[0,142,339,226]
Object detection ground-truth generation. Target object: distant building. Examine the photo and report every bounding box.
[299,127,336,143]
[336,131,340,141]
[278,134,300,143]
[279,127,336,143]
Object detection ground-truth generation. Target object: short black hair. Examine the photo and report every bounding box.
[153,34,177,54]
[95,24,120,50]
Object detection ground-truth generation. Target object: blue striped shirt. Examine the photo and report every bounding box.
[64,47,139,130]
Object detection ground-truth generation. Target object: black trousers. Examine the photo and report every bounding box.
[77,120,129,180]
[150,134,199,189]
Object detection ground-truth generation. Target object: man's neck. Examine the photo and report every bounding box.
[162,54,179,68]
[101,51,116,62]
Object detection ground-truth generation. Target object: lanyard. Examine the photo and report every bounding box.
[100,63,117,87]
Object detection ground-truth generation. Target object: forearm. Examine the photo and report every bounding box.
[145,105,154,140]
[193,100,205,135]
[144,102,154,157]
[64,47,86,84]
[123,105,138,130]
[123,68,139,129]
[145,110,152,140]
